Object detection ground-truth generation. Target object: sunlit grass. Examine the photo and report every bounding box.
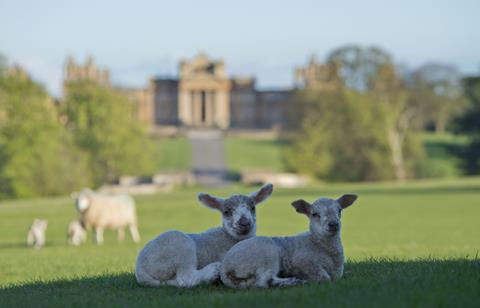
[1,178,479,306]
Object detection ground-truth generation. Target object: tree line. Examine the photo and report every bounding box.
[0,55,154,199]
[285,45,478,182]
[1,46,479,198]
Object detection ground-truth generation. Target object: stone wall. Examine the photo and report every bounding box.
[152,79,178,125]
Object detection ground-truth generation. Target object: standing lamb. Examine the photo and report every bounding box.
[135,183,274,288]
[27,219,48,249]
[220,194,358,288]
[67,220,87,246]
[73,189,140,244]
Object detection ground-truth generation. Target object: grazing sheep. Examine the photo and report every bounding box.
[72,189,140,244]
[220,194,358,288]
[67,220,87,246]
[27,219,48,249]
[135,184,274,288]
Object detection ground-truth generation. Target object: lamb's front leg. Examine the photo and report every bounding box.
[306,267,331,283]
[172,262,222,287]
[267,276,305,287]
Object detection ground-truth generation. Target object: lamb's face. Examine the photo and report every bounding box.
[198,183,273,240]
[68,221,86,245]
[33,219,48,231]
[309,198,343,237]
[221,195,257,240]
[292,194,358,238]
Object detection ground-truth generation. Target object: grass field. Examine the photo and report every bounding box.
[225,138,288,173]
[155,133,468,178]
[1,178,479,306]
[154,138,191,171]
[421,133,467,178]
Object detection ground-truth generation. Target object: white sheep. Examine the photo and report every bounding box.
[135,184,274,288]
[72,189,140,244]
[27,219,48,249]
[220,194,358,288]
[67,220,87,246]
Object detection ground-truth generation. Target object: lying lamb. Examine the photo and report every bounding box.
[135,183,273,288]
[73,189,140,244]
[220,194,358,288]
[67,220,87,246]
[27,219,48,249]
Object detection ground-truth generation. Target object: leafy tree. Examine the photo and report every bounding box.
[0,68,90,199]
[287,46,425,182]
[63,80,155,186]
[286,89,396,181]
[456,76,480,174]
[327,45,393,91]
[371,63,426,181]
[409,63,465,133]
[0,54,6,73]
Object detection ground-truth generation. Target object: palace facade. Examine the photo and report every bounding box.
[63,53,337,130]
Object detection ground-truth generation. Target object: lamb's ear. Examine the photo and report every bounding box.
[291,199,311,215]
[250,183,273,205]
[198,193,224,211]
[337,194,358,209]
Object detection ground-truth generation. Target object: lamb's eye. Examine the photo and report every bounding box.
[223,209,232,216]
[250,206,256,212]
[312,213,320,219]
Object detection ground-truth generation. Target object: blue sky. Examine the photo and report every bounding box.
[1,0,479,96]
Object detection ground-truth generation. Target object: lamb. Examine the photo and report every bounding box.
[220,194,358,288]
[72,189,140,244]
[135,183,274,288]
[67,220,87,246]
[27,219,48,249]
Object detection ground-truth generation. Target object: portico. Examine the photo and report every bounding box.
[178,53,231,129]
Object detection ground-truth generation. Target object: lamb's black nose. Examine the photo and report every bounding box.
[328,222,339,231]
[238,217,251,228]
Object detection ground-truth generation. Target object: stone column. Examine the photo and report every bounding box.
[193,91,202,126]
[191,90,196,126]
[211,91,216,127]
[178,88,192,126]
[216,90,230,129]
[205,91,212,126]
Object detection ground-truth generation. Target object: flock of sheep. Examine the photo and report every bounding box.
[27,188,141,249]
[27,184,358,288]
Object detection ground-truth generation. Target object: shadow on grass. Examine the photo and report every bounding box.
[0,241,68,250]
[1,259,479,307]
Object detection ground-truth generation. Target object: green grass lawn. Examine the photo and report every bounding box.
[154,133,468,178]
[1,178,479,306]
[153,137,191,171]
[420,133,468,178]
[225,138,288,172]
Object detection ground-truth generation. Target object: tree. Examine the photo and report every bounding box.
[285,89,396,182]
[63,80,155,186]
[0,54,6,73]
[371,63,425,181]
[0,68,90,199]
[287,45,425,182]
[409,63,465,133]
[456,76,480,174]
[327,45,393,91]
